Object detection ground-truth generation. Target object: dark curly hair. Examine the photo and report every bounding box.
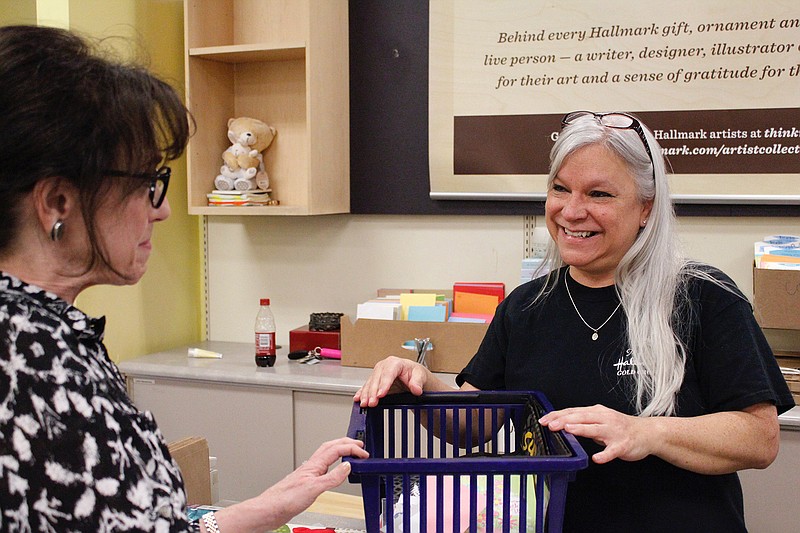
[0,25,192,271]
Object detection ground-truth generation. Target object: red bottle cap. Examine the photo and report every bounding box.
[260,298,270,306]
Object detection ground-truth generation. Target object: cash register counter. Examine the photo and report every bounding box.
[120,341,799,531]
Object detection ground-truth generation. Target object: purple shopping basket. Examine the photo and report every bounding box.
[345,391,587,533]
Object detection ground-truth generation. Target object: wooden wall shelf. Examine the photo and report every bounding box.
[184,0,349,216]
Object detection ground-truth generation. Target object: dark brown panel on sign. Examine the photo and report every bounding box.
[453,108,800,175]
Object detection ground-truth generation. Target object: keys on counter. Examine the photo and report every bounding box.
[288,347,342,365]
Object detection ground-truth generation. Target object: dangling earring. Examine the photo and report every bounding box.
[50,220,64,241]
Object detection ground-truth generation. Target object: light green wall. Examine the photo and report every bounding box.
[2,1,204,362]
[0,0,36,24]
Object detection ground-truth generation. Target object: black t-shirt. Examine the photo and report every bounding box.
[457,266,794,533]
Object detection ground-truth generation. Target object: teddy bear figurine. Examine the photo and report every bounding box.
[214,116,276,192]
[215,164,256,192]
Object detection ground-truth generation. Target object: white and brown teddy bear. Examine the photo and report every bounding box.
[214,116,276,191]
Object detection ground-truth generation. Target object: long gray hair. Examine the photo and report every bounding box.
[535,113,691,416]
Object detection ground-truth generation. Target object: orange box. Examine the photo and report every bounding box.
[453,282,504,314]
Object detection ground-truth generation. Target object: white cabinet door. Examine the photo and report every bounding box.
[293,391,362,496]
[739,429,800,532]
[129,377,294,503]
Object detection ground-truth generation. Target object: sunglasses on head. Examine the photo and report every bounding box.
[561,111,655,183]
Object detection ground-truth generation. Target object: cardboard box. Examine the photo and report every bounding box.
[775,351,800,404]
[752,267,800,330]
[289,325,341,352]
[168,436,212,505]
[340,315,489,373]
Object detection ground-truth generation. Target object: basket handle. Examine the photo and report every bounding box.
[377,390,536,406]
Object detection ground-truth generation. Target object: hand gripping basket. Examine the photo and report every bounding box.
[345,391,587,533]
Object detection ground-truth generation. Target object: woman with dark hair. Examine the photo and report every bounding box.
[0,25,366,532]
[355,111,793,532]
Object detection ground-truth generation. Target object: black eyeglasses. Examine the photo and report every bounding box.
[561,111,655,181]
[104,166,171,208]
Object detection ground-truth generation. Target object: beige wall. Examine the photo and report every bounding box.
[1,1,204,362]
[206,215,523,345]
[206,215,800,353]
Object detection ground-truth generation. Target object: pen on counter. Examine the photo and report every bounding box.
[187,347,223,359]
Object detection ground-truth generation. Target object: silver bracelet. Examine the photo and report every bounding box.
[202,512,221,533]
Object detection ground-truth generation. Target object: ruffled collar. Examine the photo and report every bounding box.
[0,271,106,341]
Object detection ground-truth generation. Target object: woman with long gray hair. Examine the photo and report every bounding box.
[355,111,792,532]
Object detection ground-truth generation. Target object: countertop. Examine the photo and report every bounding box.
[119,340,380,395]
[119,341,799,429]
[778,403,800,430]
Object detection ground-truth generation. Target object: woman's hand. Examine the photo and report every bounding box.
[353,356,433,408]
[539,404,652,464]
[539,402,779,474]
[261,437,369,518]
[213,437,369,532]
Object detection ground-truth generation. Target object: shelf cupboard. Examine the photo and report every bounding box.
[184,0,349,215]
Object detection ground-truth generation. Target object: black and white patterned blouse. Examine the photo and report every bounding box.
[0,272,199,532]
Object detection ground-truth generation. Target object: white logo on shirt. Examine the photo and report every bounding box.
[613,348,639,377]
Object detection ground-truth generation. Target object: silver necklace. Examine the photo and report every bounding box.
[564,273,622,341]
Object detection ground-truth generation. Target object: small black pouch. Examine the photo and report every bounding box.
[517,395,571,457]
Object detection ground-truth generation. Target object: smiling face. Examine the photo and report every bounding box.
[545,143,652,287]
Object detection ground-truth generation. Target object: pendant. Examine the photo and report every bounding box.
[591,332,599,341]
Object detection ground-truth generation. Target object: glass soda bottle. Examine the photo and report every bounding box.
[255,298,276,367]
